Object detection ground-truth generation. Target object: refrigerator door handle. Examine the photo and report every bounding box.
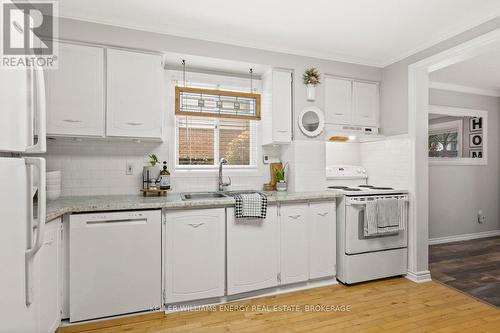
[24,157,46,306]
[26,64,46,153]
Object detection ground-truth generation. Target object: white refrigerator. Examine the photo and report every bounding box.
[0,25,48,333]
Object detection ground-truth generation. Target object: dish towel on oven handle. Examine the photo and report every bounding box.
[364,198,407,236]
[234,192,268,219]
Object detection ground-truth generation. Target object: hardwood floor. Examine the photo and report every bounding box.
[67,278,500,333]
[430,236,500,307]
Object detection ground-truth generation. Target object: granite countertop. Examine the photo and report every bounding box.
[46,190,342,221]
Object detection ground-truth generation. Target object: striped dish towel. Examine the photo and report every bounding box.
[364,198,407,236]
[234,192,268,219]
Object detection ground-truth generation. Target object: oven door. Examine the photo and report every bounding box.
[344,196,407,255]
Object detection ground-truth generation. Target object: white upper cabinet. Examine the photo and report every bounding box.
[352,81,380,127]
[280,203,309,285]
[165,208,225,303]
[309,202,336,279]
[262,69,293,145]
[324,76,380,128]
[106,49,163,140]
[226,206,279,295]
[46,43,105,137]
[324,77,352,125]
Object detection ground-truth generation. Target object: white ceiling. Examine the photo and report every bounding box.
[57,0,500,67]
[430,46,500,94]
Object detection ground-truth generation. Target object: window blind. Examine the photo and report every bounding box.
[176,116,257,167]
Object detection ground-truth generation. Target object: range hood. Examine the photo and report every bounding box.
[324,124,385,142]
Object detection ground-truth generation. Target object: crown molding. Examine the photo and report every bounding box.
[429,81,500,97]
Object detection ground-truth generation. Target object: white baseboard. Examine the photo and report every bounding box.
[405,271,432,283]
[428,230,500,245]
[165,277,339,313]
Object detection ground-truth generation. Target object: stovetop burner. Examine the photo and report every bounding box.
[371,186,394,190]
[358,185,374,188]
[343,188,362,191]
[328,186,349,189]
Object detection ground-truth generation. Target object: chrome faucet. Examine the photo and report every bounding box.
[218,158,231,191]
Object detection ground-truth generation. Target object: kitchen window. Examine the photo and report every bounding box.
[176,116,257,168]
[172,72,260,170]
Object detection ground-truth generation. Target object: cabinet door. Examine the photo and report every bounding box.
[165,208,225,303]
[106,49,163,139]
[272,70,292,143]
[280,204,309,284]
[39,219,61,333]
[227,206,279,295]
[309,202,336,279]
[46,43,105,137]
[352,81,379,127]
[324,77,352,125]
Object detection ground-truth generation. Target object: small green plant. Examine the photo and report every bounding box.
[303,68,320,86]
[274,168,285,182]
[149,154,160,166]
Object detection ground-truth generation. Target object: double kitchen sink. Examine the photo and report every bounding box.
[181,191,264,201]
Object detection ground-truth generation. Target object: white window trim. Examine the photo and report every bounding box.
[174,117,259,172]
[167,70,262,176]
[428,105,488,166]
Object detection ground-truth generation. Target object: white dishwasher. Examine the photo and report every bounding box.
[69,210,162,322]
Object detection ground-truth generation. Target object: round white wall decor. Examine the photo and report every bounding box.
[298,106,325,137]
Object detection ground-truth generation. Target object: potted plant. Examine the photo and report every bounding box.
[143,154,161,187]
[303,68,320,101]
[274,167,287,192]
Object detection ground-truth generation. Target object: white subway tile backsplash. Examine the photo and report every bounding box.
[360,137,411,189]
[45,139,279,196]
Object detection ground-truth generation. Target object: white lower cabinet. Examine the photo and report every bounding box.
[165,208,225,303]
[309,202,336,279]
[280,204,309,285]
[226,206,279,295]
[39,218,62,333]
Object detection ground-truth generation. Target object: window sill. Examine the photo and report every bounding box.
[173,166,260,177]
[429,158,487,166]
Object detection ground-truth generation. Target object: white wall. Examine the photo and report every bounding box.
[281,140,326,192]
[428,89,500,238]
[325,142,361,166]
[46,18,381,196]
[360,137,411,189]
[325,137,411,189]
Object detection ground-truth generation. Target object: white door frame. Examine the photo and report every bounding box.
[407,28,500,283]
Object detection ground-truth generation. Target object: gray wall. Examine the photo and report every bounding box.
[380,16,500,135]
[48,18,382,194]
[57,18,381,142]
[429,89,500,238]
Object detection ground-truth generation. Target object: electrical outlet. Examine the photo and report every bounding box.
[126,163,134,175]
[263,155,280,164]
[477,210,486,224]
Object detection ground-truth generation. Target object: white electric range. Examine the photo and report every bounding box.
[327,165,409,284]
